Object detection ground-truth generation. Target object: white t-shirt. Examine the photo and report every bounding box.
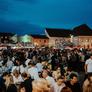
[28,66,39,80]
[13,74,23,84]
[25,59,31,66]
[7,60,14,69]
[46,76,56,92]
[36,63,43,72]
[20,65,28,74]
[11,66,20,73]
[54,83,65,92]
[85,58,92,73]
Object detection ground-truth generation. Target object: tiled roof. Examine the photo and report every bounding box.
[31,34,48,39]
[0,32,14,36]
[73,24,92,36]
[46,28,72,37]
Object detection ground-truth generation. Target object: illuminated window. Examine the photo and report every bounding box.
[1,36,3,39]
[20,35,31,42]
[40,40,41,42]
[44,40,46,43]
[5,36,7,39]
[88,39,89,42]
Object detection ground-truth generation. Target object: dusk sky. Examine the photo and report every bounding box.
[0,0,92,34]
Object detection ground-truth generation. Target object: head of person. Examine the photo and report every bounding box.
[18,82,26,92]
[56,76,65,86]
[69,73,78,84]
[32,78,51,92]
[13,69,20,78]
[15,59,21,66]
[21,72,28,80]
[5,74,14,87]
[90,54,92,59]
[28,61,36,67]
[2,72,9,81]
[56,67,61,73]
[83,83,92,92]
[88,73,92,83]
[42,70,48,78]
[61,87,72,92]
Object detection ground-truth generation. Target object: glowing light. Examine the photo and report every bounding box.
[20,35,31,42]
[34,42,38,46]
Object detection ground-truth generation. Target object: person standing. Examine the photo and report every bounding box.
[5,74,17,92]
[42,70,56,92]
[65,73,81,92]
[83,73,92,92]
[28,61,39,80]
[85,54,92,79]
[54,76,66,92]
[21,72,32,92]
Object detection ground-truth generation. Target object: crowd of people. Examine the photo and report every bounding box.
[0,46,92,92]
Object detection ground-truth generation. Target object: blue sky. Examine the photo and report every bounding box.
[0,0,92,34]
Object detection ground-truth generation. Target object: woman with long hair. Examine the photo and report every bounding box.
[5,74,17,92]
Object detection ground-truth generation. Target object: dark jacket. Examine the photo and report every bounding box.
[6,84,17,92]
[65,81,82,92]
[24,78,32,92]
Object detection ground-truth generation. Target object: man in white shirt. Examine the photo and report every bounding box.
[85,54,92,73]
[42,70,56,92]
[7,58,14,70]
[28,61,39,80]
[25,58,31,67]
[12,69,23,84]
[54,76,65,92]
[36,61,43,72]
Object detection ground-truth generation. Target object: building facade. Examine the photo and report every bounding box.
[31,34,49,47]
[0,32,14,43]
[46,24,92,49]
[73,24,92,49]
[45,28,72,49]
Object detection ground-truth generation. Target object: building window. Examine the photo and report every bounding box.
[40,40,41,42]
[5,36,8,39]
[91,43,92,46]
[44,40,46,43]
[1,36,3,39]
[88,39,89,42]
